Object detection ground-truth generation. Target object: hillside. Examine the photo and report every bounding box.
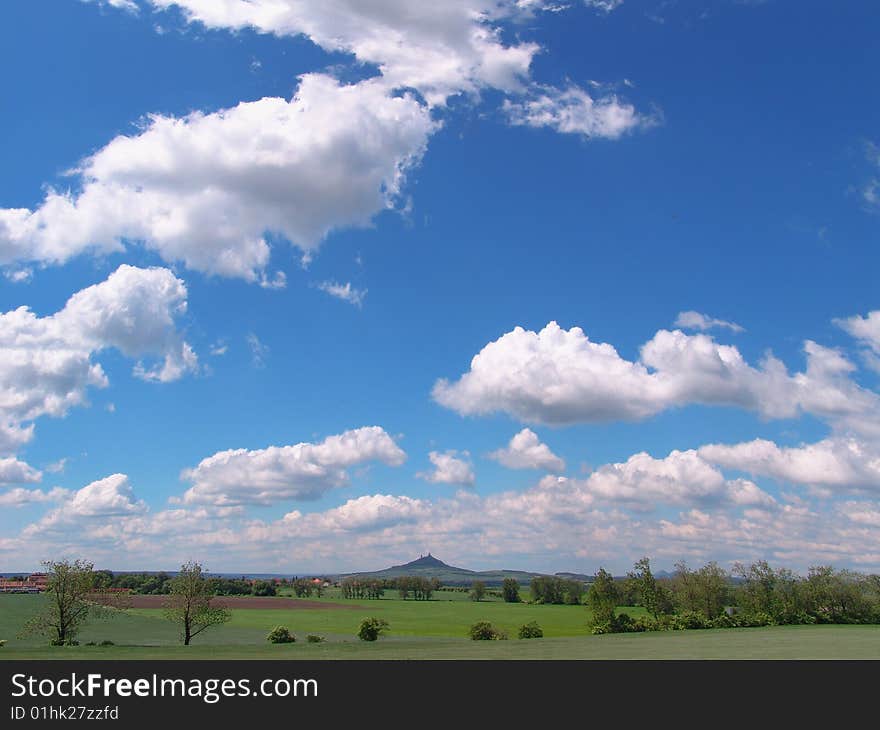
[336,554,586,587]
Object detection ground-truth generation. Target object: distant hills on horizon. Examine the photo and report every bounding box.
[2,555,675,585]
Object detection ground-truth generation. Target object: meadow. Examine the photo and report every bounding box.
[1,591,878,659]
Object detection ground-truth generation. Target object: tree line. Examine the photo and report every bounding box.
[587,558,880,633]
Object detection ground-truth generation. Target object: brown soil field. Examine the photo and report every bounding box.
[123,595,362,610]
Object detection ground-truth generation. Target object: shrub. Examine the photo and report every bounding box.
[517,621,543,639]
[710,614,737,629]
[468,621,508,640]
[64,639,80,646]
[358,617,390,642]
[85,641,96,646]
[266,626,296,644]
[306,634,325,644]
[671,611,710,630]
[99,640,115,646]
[0,639,8,647]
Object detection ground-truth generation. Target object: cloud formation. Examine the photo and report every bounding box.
[433,321,880,435]
[0,75,434,283]
[180,427,407,506]
[0,265,196,453]
[417,450,476,486]
[489,428,565,472]
[674,310,744,333]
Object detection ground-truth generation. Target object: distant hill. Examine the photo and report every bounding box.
[336,554,592,587]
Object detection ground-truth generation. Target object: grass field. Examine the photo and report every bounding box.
[2,593,878,659]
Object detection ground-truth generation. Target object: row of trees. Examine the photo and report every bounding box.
[90,570,281,597]
[529,576,587,605]
[588,558,880,633]
[340,577,386,599]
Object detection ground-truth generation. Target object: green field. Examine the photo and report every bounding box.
[2,593,878,659]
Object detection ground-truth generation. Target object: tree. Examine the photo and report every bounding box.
[502,578,520,603]
[164,561,231,646]
[587,568,619,626]
[22,559,104,645]
[628,557,672,619]
[469,580,486,602]
[358,617,389,641]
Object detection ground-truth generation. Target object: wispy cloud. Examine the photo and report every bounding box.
[317,280,367,308]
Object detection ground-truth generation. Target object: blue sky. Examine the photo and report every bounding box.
[0,0,878,574]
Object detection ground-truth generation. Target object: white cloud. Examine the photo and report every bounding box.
[209,341,228,357]
[699,437,880,492]
[835,310,880,356]
[81,0,139,11]
[489,428,565,471]
[0,487,68,508]
[674,310,744,333]
[584,0,623,11]
[317,281,367,308]
[0,75,435,282]
[180,426,407,506]
[147,0,542,106]
[44,458,67,474]
[0,457,42,485]
[418,450,476,486]
[575,448,774,510]
[3,268,32,284]
[433,321,880,435]
[24,474,146,534]
[504,84,644,139]
[0,265,196,453]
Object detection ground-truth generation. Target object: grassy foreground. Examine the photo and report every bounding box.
[2,593,878,660]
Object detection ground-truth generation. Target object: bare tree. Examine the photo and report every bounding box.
[164,561,230,646]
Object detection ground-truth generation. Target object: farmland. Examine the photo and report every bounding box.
[2,592,878,660]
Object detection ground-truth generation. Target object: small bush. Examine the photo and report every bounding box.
[468,621,508,640]
[0,639,7,647]
[85,641,96,646]
[517,621,543,639]
[358,617,390,642]
[65,639,80,646]
[671,611,710,630]
[306,634,325,644]
[99,640,115,646]
[266,626,296,644]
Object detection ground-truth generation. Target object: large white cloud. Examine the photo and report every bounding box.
[0,75,435,282]
[0,265,196,454]
[489,428,565,472]
[180,426,407,506]
[699,437,880,492]
[433,321,880,434]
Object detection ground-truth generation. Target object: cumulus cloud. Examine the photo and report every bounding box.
[0,265,196,453]
[566,448,774,510]
[0,75,435,282]
[835,310,880,364]
[417,450,476,486]
[180,426,407,506]
[0,457,42,485]
[489,428,565,471]
[0,487,68,508]
[504,84,644,139]
[317,281,367,308]
[146,0,542,106]
[674,310,744,333]
[433,321,880,435]
[24,474,146,534]
[699,437,880,492]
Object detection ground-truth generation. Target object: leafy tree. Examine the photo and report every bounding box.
[469,580,486,602]
[502,578,520,603]
[22,559,107,645]
[587,568,619,626]
[163,561,231,646]
[628,557,673,619]
[251,579,277,597]
[358,617,389,641]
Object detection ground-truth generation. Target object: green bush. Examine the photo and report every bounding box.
[99,640,115,646]
[85,641,96,646]
[358,617,389,642]
[266,626,296,644]
[468,621,508,640]
[1,639,8,647]
[671,611,710,630]
[306,634,325,643]
[517,621,543,639]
